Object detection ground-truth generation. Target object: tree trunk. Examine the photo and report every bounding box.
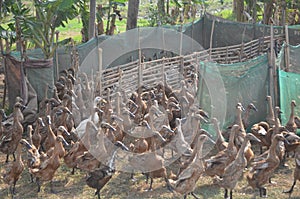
[157,0,165,23]
[253,0,257,23]
[126,0,139,31]
[88,0,96,40]
[263,0,276,24]
[236,0,244,22]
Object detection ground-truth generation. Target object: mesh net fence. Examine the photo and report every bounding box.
[278,44,300,127]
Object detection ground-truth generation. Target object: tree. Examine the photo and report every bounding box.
[88,0,96,40]
[263,0,276,24]
[18,0,82,59]
[126,0,139,30]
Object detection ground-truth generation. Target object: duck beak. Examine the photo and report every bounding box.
[284,138,291,145]
[115,141,129,151]
[20,104,27,111]
[249,133,261,143]
[39,119,45,127]
[20,139,33,150]
[62,137,69,147]
[252,106,258,112]
[62,127,71,137]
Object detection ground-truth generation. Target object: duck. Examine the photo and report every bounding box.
[30,135,68,193]
[32,117,45,151]
[0,102,24,163]
[250,121,271,153]
[170,134,211,199]
[64,120,96,174]
[205,124,239,178]
[177,129,213,176]
[246,134,287,197]
[86,141,129,199]
[212,117,228,152]
[283,145,300,197]
[129,135,172,192]
[0,109,7,138]
[215,133,260,199]
[168,118,193,156]
[266,96,275,127]
[46,126,70,158]
[1,139,26,196]
[42,115,56,152]
[285,100,297,133]
[242,103,258,128]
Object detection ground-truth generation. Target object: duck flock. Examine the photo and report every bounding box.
[1,66,300,199]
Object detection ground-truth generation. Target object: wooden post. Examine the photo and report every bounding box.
[161,57,165,83]
[199,62,206,108]
[137,27,143,95]
[269,24,277,107]
[98,48,103,96]
[55,31,60,80]
[0,38,6,109]
[209,20,215,61]
[179,24,183,56]
[284,25,290,72]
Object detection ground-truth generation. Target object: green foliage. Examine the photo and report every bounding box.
[16,0,83,58]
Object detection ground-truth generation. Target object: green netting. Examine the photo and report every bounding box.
[199,55,269,132]
[278,44,300,127]
[279,70,300,125]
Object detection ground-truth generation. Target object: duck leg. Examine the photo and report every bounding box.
[259,187,267,198]
[71,167,75,175]
[95,189,100,199]
[5,154,9,163]
[283,180,296,197]
[164,177,174,192]
[36,178,41,192]
[191,192,200,199]
[147,178,153,191]
[50,180,56,193]
[224,189,228,198]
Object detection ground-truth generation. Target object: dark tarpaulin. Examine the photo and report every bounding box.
[4,54,42,125]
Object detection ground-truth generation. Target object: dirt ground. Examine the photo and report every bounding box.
[0,143,300,199]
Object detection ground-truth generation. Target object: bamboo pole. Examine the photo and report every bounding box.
[0,38,6,109]
[55,31,59,80]
[209,20,215,61]
[270,24,278,107]
[98,48,103,96]
[199,62,206,108]
[284,25,290,72]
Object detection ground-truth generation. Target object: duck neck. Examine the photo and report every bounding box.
[236,108,244,129]
[195,139,205,161]
[243,107,251,127]
[268,139,279,160]
[268,99,275,120]
[228,130,236,149]
[16,143,22,161]
[236,137,249,161]
[288,103,295,123]
[214,121,224,142]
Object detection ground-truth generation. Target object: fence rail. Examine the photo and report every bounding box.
[98,34,284,102]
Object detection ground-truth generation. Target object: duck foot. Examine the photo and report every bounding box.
[191,192,200,199]
[283,180,296,197]
[144,188,153,192]
[259,187,267,198]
